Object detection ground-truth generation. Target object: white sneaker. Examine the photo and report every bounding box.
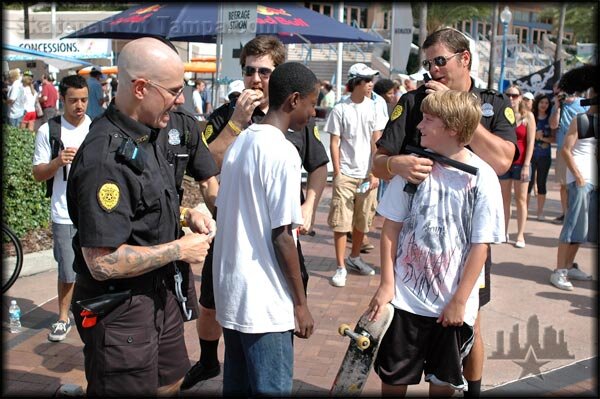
[567,264,592,281]
[331,268,347,287]
[345,257,375,275]
[550,269,573,291]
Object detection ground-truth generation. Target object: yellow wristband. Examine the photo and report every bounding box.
[180,207,189,227]
[386,156,394,175]
[228,120,242,135]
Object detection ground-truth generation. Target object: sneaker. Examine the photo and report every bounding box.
[550,269,573,291]
[48,318,72,342]
[552,214,564,225]
[360,242,375,253]
[331,268,347,287]
[180,361,220,390]
[537,214,545,221]
[514,240,526,248]
[345,257,375,276]
[567,263,592,281]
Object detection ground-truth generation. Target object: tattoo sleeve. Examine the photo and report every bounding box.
[82,243,181,281]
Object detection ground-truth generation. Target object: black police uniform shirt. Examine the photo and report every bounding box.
[377,78,518,159]
[157,108,219,198]
[67,104,181,280]
[202,99,330,200]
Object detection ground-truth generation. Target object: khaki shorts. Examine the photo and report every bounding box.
[555,151,567,185]
[328,173,377,233]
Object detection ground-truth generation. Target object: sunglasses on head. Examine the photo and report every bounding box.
[505,93,520,99]
[243,66,273,78]
[422,52,463,71]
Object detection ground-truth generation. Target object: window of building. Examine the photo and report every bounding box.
[532,29,547,45]
[306,2,333,17]
[383,11,389,30]
[514,26,529,44]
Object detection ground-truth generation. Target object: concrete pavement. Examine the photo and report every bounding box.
[2,176,597,396]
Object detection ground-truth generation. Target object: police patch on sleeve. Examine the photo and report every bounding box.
[313,125,321,141]
[168,128,181,145]
[504,107,516,125]
[203,124,214,142]
[97,182,120,213]
[391,105,403,121]
[201,132,209,148]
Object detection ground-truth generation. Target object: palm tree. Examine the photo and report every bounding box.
[540,3,597,44]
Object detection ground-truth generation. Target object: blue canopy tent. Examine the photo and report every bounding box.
[63,3,384,44]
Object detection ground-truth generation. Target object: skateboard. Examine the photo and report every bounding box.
[330,303,394,396]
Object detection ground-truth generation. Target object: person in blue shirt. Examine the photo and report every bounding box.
[85,68,107,120]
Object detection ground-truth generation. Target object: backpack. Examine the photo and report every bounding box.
[45,115,64,198]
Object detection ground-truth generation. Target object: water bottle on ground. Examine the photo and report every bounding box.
[9,299,22,333]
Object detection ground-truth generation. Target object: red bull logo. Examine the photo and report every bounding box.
[257,5,291,16]
[110,4,162,26]
[257,5,309,27]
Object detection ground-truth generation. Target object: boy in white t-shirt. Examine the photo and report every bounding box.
[213,62,319,396]
[325,63,387,287]
[367,91,504,397]
[32,75,91,342]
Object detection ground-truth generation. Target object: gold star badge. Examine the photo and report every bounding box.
[97,182,120,212]
[391,105,403,121]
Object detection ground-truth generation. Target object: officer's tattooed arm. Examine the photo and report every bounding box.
[82,233,211,280]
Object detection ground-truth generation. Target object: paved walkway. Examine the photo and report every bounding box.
[2,177,597,396]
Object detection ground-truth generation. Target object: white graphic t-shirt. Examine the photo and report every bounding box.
[377,150,504,326]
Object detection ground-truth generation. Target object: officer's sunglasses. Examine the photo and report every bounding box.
[422,52,463,71]
[243,66,273,79]
[132,79,185,100]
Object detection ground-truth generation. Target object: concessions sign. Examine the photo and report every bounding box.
[10,39,112,60]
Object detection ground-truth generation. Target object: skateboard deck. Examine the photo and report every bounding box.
[330,303,394,396]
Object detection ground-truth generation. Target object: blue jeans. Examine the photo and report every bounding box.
[8,115,23,127]
[559,182,595,243]
[222,328,293,396]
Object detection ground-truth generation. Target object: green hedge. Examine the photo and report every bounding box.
[2,124,50,237]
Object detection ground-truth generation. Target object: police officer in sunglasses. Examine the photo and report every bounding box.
[372,27,519,398]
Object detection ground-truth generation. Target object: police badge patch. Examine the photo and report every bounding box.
[391,105,403,121]
[203,124,214,141]
[481,103,494,117]
[504,107,516,125]
[168,129,181,145]
[97,182,120,212]
[313,125,321,141]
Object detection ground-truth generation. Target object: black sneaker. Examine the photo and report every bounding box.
[180,361,220,390]
[552,214,564,225]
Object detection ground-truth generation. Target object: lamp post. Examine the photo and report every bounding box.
[498,5,512,92]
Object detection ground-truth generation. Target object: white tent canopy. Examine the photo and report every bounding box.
[3,43,93,71]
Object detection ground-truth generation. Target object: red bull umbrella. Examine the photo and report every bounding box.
[64,3,383,44]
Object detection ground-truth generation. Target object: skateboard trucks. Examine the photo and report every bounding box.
[338,324,370,350]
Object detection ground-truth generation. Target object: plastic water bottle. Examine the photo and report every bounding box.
[8,300,22,333]
[356,181,370,193]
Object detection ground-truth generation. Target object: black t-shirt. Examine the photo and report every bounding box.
[68,104,180,278]
[157,109,219,195]
[377,79,518,160]
[203,100,330,175]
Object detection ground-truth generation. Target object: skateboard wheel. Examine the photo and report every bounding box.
[356,335,370,350]
[338,323,351,336]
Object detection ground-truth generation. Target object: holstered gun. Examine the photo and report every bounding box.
[76,290,131,328]
[403,145,479,194]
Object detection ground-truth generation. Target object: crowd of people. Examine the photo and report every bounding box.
[3,26,596,397]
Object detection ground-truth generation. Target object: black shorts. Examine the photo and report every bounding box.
[199,240,309,309]
[479,256,491,307]
[374,307,474,390]
[72,282,189,396]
